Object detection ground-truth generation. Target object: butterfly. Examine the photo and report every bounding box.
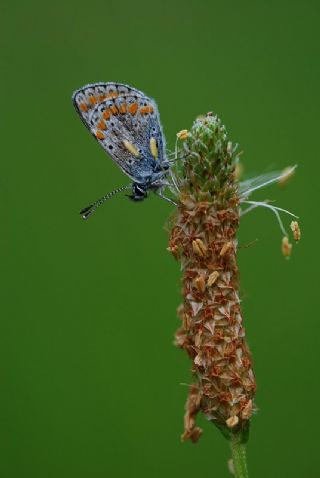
[72,82,175,219]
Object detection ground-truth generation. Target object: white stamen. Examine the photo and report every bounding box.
[242,200,298,236]
[239,166,297,198]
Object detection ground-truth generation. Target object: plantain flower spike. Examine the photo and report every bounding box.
[168,113,299,445]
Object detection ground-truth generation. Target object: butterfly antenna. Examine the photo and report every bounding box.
[80,184,132,220]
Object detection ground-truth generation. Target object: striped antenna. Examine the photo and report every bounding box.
[80,184,132,220]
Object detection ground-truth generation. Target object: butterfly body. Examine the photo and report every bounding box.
[72,83,172,217]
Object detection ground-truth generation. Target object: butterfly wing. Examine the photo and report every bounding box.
[72,82,146,125]
[72,83,167,184]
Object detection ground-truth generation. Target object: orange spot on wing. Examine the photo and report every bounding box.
[89,96,97,105]
[129,103,138,115]
[96,130,105,140]
[103,109,110,120]
[106,92,118,99]
[97,120,107,130]
[140,105,154,115]
[79,102,88,112]
[119,102,127,114]
[98,94,107,101]
[110,105,119,115]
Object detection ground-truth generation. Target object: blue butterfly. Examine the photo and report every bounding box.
[72,82,175,219]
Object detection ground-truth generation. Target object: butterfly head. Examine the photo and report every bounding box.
[126,183,149,201]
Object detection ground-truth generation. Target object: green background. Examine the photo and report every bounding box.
[1,1,317,476]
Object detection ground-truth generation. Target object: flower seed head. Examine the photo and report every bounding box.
[192,239,207,257]
[278,166,295,187]
[282,236,292,258]
[290,221,301,242]
[195,274,206,293]
[219,241,233,257]
[226,415,239,428]
[207,270,219,287]
[177,129,189,140]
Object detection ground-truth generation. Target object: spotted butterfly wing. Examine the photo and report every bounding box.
[72,82,167,184]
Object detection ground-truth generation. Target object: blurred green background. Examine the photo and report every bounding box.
[1,1,317,476]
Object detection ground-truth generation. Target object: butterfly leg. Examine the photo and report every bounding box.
[154,188,177,206]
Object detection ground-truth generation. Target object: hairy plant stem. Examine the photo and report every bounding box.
[230,432,249,478]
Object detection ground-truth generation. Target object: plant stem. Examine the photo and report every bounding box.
[230,432,249,478]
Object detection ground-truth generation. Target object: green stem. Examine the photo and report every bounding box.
[230,432,249,478]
